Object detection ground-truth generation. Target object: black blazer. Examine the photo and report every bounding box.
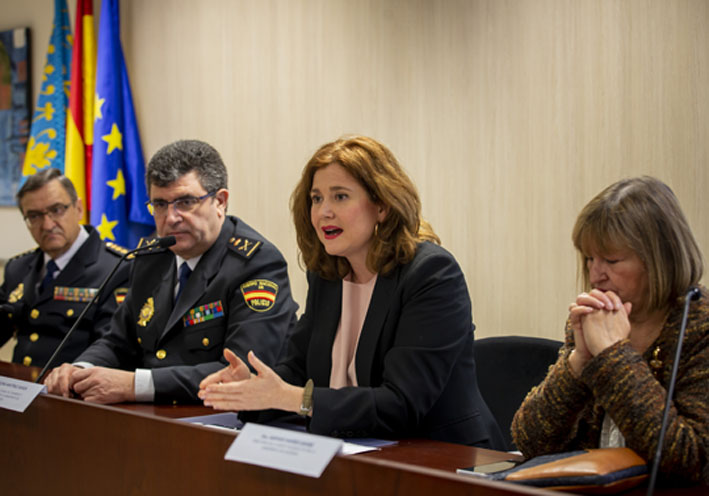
[0,226,130,368]
[274,242,504,448]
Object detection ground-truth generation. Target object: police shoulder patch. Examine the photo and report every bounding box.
[105,241,129,256]
[240,279,278,312]
[228,236,262,259]
[114,287,129,305]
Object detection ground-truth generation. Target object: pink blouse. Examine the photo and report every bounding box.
[329,274,378,388]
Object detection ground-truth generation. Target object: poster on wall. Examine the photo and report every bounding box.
[0,28,31,206]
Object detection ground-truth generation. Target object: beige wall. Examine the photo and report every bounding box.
[2,0,708,344]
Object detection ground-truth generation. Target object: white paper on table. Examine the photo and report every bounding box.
[225,422,343,478]
[340,442,379,455]
[0,375,47,412]
[178,411,243,431]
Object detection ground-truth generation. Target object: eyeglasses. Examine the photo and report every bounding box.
[23,203,72,227]
[146,191,216,215]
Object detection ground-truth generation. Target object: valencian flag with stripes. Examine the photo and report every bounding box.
[64,0,96,223]
[22,0,71,179]
[91,0,153,248]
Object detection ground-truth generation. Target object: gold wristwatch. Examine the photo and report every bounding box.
[299,379,314,416]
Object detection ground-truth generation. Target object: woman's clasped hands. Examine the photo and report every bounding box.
[567,289,632,376]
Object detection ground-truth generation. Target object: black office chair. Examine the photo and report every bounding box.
[473,335,562,451]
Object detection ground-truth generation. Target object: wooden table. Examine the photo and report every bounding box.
[0,361,703,495]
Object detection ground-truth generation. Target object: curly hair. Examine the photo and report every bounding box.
[146,139,227,193]
[291,136,439,279]
[572,176,704,312]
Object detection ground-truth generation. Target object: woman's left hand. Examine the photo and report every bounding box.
[198,350,302,412]
[580,293,633,356]
[199,348,252,391]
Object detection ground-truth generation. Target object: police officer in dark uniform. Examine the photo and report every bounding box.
[45,140,298,404]
[0,168,130,370]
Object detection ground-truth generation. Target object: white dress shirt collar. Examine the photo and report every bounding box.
[43,225,90,272]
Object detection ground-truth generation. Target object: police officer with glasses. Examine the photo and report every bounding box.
[44,140,297,404]
[1,168,129,370]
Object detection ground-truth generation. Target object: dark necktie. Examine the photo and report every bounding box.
[40,259,59,294]
[175,262,192,303]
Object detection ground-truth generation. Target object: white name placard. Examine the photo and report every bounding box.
[225,423,343,478]
[0,376,46,412]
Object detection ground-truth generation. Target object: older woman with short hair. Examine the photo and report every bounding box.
[511,176,709,484]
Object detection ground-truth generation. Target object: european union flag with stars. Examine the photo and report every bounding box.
[22,0,71,179]
[91,0,153,248]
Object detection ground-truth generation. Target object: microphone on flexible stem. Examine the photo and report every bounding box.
[34,235,176,384]
[645,286,701,496]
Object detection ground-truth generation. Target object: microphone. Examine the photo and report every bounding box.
[34,235,176,384]
[645,286,701,496]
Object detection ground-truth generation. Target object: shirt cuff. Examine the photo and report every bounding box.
[134,368,156,402]
[72,361,94,369]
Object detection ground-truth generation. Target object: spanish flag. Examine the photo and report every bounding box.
[64,0,96,223]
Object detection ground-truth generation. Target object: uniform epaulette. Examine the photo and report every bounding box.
[227,236,262,259]
[105,241,129,256]
[128,237,169,259]
[8,248,36,262]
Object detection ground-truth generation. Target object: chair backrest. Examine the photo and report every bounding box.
[474,335,562,451]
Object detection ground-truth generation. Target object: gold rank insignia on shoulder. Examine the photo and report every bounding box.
[228,237,262,259]
[105,241,129,256]
[114,287,129,305]
[54,286,98,302]
[8,283,24,303]
[240,279,278,312]
[136,237,155,249]
[8,248,35,262]
[137,297,155,327]
[128,237,164,259]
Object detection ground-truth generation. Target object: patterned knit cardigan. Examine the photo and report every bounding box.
[511,286,709,484]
